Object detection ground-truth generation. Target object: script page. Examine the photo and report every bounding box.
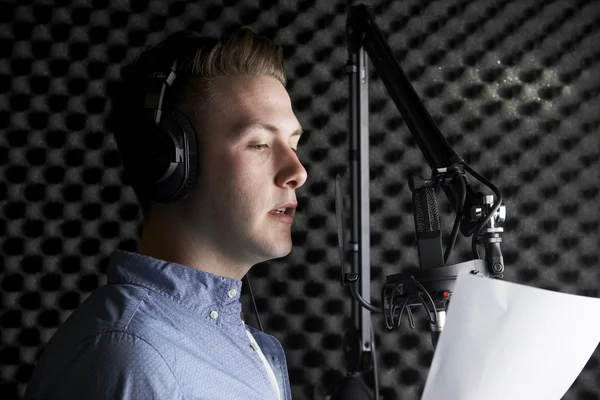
[421,273,600,400]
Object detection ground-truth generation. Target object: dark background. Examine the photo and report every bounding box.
[1,0,599,399]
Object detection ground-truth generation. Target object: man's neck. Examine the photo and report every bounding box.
[137,213,251,280]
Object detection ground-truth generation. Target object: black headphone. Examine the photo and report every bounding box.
[124,31,218,205]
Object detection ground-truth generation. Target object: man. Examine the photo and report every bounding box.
[24,27,307,400]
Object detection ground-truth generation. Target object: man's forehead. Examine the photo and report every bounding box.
[192,75,303,139]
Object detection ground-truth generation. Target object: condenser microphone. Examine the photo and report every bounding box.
[410,177,444,270]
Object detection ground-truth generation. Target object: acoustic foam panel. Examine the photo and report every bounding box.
[1,0,599,399]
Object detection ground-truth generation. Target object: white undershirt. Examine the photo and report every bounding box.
[245,329,281,400]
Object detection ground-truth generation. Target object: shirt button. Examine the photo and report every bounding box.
[210,311,219,319]
[228,289,237,298]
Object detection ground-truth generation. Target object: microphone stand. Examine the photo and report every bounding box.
[331,3,507,399]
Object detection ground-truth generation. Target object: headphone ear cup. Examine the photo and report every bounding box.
[126,110,198,205]
[162,109,199,203]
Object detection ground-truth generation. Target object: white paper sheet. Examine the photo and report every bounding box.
[421,273,600,400]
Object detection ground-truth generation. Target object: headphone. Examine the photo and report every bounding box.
[123,31,218,205]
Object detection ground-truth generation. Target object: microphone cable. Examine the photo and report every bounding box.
[443,170,467,265]
[243,274,264,332]
[462,163,503,259]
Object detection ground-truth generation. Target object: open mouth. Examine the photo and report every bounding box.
[269,203,297,220]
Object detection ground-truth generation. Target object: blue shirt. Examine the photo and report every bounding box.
[23,250,292,400]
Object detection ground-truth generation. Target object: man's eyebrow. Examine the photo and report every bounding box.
[238,121,303,137]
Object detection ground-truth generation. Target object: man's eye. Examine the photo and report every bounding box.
[250,144,269,150]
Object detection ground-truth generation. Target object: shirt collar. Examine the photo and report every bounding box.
[106,250,244,315]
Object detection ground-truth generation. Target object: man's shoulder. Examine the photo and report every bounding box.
[33,284,155,362]
[62,283,152,333]
[24,330,184,400]
[24,285,185,399]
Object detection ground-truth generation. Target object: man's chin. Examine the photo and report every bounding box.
[259,241,293,262]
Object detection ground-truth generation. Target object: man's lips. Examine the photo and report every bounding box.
[269,202,297,222]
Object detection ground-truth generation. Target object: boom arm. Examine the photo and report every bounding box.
[347,4,481,235]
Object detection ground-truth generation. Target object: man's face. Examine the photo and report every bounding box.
[180,75,307,267]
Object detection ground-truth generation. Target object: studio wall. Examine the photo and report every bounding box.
[1,0,599,398]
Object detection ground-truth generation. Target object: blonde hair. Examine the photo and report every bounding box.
[173,27,286,122]
[172,28,287,123]
[193,28,285,83]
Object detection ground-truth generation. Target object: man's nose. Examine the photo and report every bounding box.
[275,146,308,189]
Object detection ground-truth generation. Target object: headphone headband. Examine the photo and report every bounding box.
[144,33,218,121]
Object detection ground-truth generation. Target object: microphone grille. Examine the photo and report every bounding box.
[413,190,426,233]
[426,187,440,231]
[413,187,440,233]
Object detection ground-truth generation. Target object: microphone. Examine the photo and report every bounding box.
[410,176,444,270]
[383,164,504,350]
